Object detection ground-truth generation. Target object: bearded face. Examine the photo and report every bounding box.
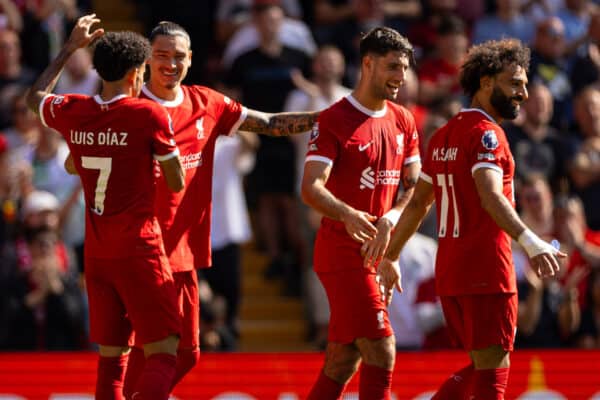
[490,84,522,120]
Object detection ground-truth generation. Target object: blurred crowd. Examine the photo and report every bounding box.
[1,0,600,352]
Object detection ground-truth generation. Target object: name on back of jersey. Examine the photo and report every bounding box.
[70,129,128,146]
[431,146,458,162]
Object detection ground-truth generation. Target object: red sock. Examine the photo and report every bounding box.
[132,353,177,400]
[170,348,200,389]
[471,368,510,400]
[307,370,346,400]
[123,347,145,400]
[96,354,128,400]
[359,363,393,400]
[432,364,474,400]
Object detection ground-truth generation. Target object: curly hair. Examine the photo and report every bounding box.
[359,27,414,61]
[149,21,191,47]
[460,38,530,99]
[92,31,151,82]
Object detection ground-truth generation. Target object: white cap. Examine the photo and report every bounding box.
[22,190,59,216]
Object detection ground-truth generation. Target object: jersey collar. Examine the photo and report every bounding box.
[346,94,387,118]
[461,108,497,124]
[141,84,184,107]
[93,94,128,104]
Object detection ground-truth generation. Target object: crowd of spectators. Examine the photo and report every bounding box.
[1,0,600,351]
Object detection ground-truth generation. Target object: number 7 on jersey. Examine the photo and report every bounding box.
[81,156,112,215]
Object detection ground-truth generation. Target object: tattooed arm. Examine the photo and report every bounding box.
[239,108,319,137]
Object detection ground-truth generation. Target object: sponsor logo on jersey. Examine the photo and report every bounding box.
[196,117,205,139]
[359,167,401,190]
[358,141,373,151]
[309,123,319,142]
[477,152,495,161]
[181,151,203,170]
[482,130,499,150]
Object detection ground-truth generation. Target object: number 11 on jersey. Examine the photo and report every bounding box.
[437,173,460,238]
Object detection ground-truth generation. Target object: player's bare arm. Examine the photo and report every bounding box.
[362,161,421,268]
[473,167,566,277]
[159,156,185,192]
[64,153,77,175]
[25,14,104,114]
[302,160,377,243]
[239,109,320,137]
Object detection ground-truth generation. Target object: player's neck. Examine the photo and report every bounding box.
[351,88,386,112]
[146,81,179,101]
[98,82,132,102]
[471,96,503,125]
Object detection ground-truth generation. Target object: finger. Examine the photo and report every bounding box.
[90,28,105,41]
[556,250,568,259]
[360,221,378,236]
[350,232,365,243]
[396,279,403,293]
[387,289,394,306]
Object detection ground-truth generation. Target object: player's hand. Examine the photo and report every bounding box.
[377,257,402,306]
[340,207,377,243]
[361,217,393,269]
[65,13,104,52]
[530,250,566,278]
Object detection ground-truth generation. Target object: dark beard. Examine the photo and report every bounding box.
[490,86,520,120]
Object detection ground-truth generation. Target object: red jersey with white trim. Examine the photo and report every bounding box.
[141,85,246,271]
[421,108,517,296]
[307,95,420,273]
[39,94,178,259]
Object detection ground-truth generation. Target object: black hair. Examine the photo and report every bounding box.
[359,27,414,61]
[149,21,191,47]
[92,31,151,82]
[437,14,466,36]
[460,38,530,99]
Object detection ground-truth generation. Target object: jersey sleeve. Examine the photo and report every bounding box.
[420,137,435,185]
[402,110,421,165]
[468,122,510,177]
[38,93,84,135]
[150,106,179,161]
[209,87,247,136]
[304,112,339,167]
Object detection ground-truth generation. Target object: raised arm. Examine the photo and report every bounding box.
[239,108,319,137]
[25,14,104,115]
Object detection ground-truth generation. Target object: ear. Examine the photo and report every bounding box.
[125,66,140,85]
[480,75,493,91]
[188,50,192,67]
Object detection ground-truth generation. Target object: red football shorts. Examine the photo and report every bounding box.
[440,293,518,352]
[85,253,181,346]
[317,267,393,344]
[173,270,200,349]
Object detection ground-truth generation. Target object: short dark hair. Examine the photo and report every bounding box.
[359,27,414,61]
[460,38,530,99]
[149,21,191,47]
[92,31,151,82]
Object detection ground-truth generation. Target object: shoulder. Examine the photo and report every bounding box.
[319,98,350,122]
[386,101,416,124]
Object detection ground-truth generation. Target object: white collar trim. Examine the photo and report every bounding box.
[93,94,128,104]
[461,108,497,124]
[346,94,387,118]
[141,85,184,107]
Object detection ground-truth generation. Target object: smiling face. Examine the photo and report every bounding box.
[486,63,529,121]
[364,50,410,102]
[148,34,192,92]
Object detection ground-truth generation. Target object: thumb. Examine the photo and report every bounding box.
[90,28,105,42]
[395,279,403,293]
[365,213,377,221]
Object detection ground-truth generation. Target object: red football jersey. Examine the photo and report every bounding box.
[421,108,517,296]
[308,95,420,272]
[39,94,178,259]
[141,85,246,271]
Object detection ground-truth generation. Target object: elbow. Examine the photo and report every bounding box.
[300,184,313,207]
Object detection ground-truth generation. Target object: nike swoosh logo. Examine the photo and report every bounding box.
[358,141,373,151]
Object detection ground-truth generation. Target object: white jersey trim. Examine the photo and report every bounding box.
[404,155,421,165]
[461,108,497,124]
[93,94,128,105]
[141,85,184,107]
[305,155,334,167]
[227,106,248,136]
[346,94,387,118]
[154,147,180,162]
[471,162,503,176]
[38,94,53,127]
[419,171,433,184]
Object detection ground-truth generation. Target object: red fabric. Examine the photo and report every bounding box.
[141,85,244,271]
[471,368,509,400]
[317,268,392,344]
[565,228,600,308]
[309,97,420,273]
[431,363,474,400]
[359,363,393,400]
[40,93,177,259]
[440,293,517,352]
[415,277,453,349]
[171,348,200,390]
[123,347,145,400]
[422,109,516,296]
[85,254,180,346]
[307,371,345,400]
[133,353,177,400]
[96,355,127,400]
[418,58,462,95]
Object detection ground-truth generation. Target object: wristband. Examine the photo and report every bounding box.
[518,228,558,258]
[381,209,401,226]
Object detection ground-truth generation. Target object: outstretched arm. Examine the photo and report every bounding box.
[26,14,104,115]
[239,108,319,137]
